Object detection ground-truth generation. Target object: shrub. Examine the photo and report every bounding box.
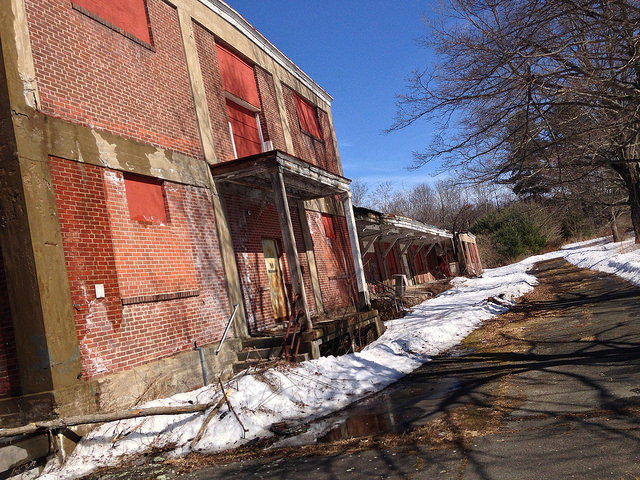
[471,206,547,260]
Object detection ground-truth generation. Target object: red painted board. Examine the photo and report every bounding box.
[73,0,151,44]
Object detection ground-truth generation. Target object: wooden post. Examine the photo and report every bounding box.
[361,234,381,256]
[399,241,414,285]
[341,192,371,309]
[270,168,312,331]
[297,200,324,314]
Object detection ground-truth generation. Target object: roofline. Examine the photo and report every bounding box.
[353,206,454,240]
[383,214,453,239]
[198,0,334,105]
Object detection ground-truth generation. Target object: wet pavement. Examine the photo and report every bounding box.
[89,258,640,479]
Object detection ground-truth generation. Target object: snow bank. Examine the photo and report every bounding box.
[561,238,640,286]
[39,238,639,479]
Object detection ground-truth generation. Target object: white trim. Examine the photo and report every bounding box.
[255,112,267,152]
[197,0,333,105]
[224,91,260,112]
[228,122,238,158]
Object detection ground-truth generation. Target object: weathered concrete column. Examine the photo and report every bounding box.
[270,168,312,330]
[297,200,324,314]
[0,0,86,418]
[398,241,414,286]
[340,191,371,309]
[178,7,248,338]
[462,240,473,275]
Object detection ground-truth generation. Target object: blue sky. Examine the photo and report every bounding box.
[228,1,443,189]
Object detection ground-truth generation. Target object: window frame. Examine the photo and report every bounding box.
[225,94,267,159]
[293,92,323,140]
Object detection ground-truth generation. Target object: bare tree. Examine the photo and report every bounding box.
[370,181,412,215]
[406,183,438,224]
[350,178,370,207]
[390,0,640,242]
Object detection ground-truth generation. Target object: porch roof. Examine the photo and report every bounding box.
[354,207,453,245]
[209,150,351,200]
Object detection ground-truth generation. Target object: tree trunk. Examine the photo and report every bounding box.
[612,162,640,244]
[610,207,621,242]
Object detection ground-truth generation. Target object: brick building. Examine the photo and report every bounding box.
[0,0,374,455]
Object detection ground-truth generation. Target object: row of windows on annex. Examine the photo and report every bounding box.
[215,43,329,166]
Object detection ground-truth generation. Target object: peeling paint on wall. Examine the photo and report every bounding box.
[92,131,118,168]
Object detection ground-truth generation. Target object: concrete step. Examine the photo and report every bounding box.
[232,353,310,374]
[237,346,283,361]
[241,336,284,349]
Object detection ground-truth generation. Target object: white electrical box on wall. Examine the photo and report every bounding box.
[95,284,105,299]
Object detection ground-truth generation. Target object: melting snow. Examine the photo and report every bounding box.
[39,237,640,479]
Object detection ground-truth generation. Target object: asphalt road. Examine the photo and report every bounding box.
[90,258,640,479]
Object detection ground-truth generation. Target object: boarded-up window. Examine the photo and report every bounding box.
[293,93,322,139]
[216,43,260,108]
[72,0,151,45]
[384,243,399,275]
[414,247,425,272]
[124,174,167,223]
[322,214,335,238]
[226,99,262,158]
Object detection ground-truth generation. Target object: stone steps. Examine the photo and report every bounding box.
[236,345,283,361]
[232,352,310,374]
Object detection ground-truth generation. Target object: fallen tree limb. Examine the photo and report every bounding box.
[190,392,229,448]
[219,377,247,436]
[0,401,218,439]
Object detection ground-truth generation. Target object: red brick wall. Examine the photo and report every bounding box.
[51,157,230,378]
[306,211,356,312]
[282,85,339,174]
[0,249,20,399]
[193,21,236,162]
[103,171,199,298]
[222,190,316,332]
[255,67,286,151]
[25,0,202,159]
[317,109,339,174]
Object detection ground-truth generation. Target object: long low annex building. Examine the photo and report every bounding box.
[354,207,483,290]
[0,0,377,460]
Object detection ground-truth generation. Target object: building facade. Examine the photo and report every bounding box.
[0,0,371,443]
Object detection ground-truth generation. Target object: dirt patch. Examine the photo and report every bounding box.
[460,282,557,355]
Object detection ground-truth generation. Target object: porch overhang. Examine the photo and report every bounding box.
[209,150,351,200]
[354,207,453,246]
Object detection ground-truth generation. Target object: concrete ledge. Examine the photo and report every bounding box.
[88,338,242,412]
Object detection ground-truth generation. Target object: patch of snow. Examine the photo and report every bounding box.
[39,238,640,479]
[561,238,640,286]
